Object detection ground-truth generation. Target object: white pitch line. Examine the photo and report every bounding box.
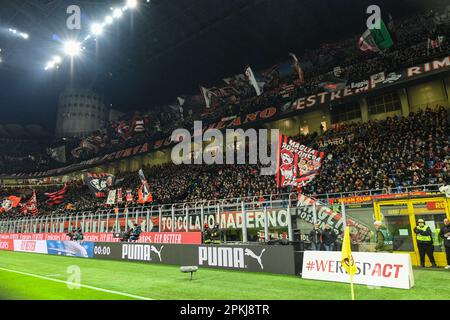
[0,267,153,300]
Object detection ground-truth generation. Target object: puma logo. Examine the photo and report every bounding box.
[150,245,164,261]
[244,248,266,269]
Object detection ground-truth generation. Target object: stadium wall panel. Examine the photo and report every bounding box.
[92,242,300,275]
[408,80,448,112]
[0,232,202,244]
[0,239,14,251]
[0,238,301,275]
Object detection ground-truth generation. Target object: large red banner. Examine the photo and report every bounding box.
[0,232,201,244]
[276,134,324,188]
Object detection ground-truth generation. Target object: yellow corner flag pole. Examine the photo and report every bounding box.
[342,226,356,300]
[350,274,355,301]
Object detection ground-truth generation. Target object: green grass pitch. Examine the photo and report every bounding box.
[0,250,449,300]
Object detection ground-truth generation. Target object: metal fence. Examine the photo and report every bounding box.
[0,193,298,241]
[0,183,443,244]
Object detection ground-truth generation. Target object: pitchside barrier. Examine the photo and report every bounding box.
[302,251,414,289]
[0,187,442,245]
[0,192,376,245]
[0,237,415,288]
[0,232,202,244]
[0,239,303,275]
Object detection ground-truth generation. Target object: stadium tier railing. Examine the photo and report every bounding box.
[0,183,443,247]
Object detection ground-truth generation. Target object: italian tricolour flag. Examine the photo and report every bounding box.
[359,18,394,53]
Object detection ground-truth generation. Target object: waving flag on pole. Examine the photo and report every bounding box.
[20,191,38,215]
[289,52,305,84]
[342,226,357,300]
[359,18,394,53]
[427,36,444,55]
[138,169,152,204]
[200,86,213,109]
[125,189,134,203]
[245,66,262,96]
[45,184,67,206]
[0,196,22,213]
[117,188,123,204]
[276,134,325,188]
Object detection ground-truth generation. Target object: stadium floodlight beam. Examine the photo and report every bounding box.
[45,55,63,70]
[91,23,104,36]
[105,16,113,24]
[127,0,138,9]
[113,8,123,18]
[63,40,81,57]
[45,61,55,70]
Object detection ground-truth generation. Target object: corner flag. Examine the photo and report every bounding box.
[341,226,357,299]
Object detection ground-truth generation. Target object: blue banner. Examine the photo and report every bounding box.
[46,240,94,258]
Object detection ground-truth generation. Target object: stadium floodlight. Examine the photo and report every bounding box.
[105,16,113,24]
[91,23,104,36]
[63,40,81,57]
[113,8,123,18]
[20,33,29,39]
[44,55,63,70]
[127,0,138,9]
[45,61,55,70]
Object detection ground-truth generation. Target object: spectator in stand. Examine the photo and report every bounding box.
[309,223,322,250]
[321,224,337,251]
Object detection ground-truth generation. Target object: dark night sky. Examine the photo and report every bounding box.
[0,0,443,133]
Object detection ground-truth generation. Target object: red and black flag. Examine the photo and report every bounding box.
[20,191,38,215]
[276,134,325,189]
[45,184,67,206]
[84,172,116,198]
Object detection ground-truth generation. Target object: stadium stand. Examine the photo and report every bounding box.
[0,106,448,218]
[0,6,449,219]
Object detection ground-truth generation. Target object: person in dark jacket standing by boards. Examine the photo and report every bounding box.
[322,223,337,251]
[440,218,450,269]
[414,219,437,268]
[309,223,322,250]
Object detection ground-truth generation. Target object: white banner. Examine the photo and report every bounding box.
[106,190,117,205]
[13,240,48,254]
[302,251,414,289]
[245,66,262,96]
[160,209,289,232]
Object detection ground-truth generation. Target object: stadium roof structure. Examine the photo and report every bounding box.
[0,0,445,128]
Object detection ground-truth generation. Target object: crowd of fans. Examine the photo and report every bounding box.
[0,7,449,219]
[0,6,448,175]
[1,106,448,219]
[304,106,450,195]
